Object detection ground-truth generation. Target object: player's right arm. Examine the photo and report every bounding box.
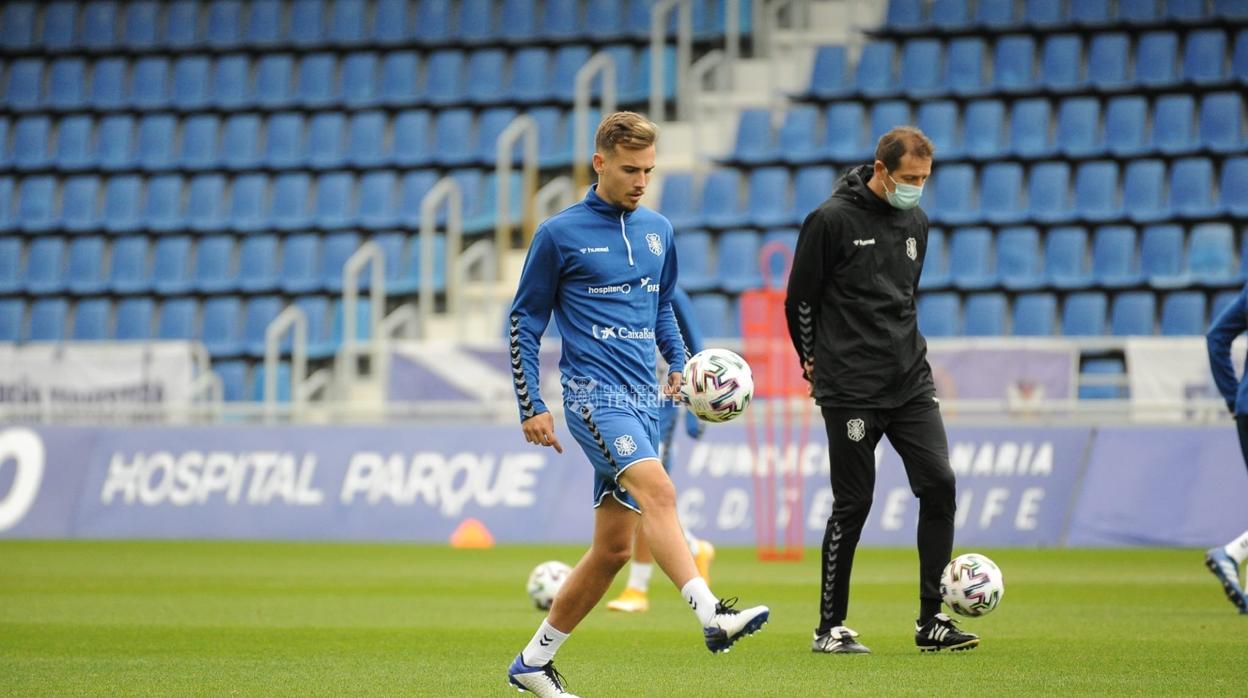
[1207,283,1248,413]
[509,225,563,453]
[785,209,833,381]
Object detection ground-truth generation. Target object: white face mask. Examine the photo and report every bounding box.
[885,173,923,210]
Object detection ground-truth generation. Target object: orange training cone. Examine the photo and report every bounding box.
[450,518,495,548]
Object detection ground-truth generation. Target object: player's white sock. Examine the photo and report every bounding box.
[681,577,718,626]
[521,619,569,667]
[1225,530,1248,566]
[627,562,653,592]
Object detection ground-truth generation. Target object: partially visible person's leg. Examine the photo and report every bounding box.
[1203,416,1248,614]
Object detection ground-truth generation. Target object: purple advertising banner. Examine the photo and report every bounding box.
[0,422,1239,548]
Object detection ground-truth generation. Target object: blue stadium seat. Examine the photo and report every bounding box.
[288,0,326,46]
[1073,161,1120,223]
[40,3,75,50]
[919,228,949,290]
[466,49,508,106]
[0,177,12,234]
[1213,289,1239,322]
[1199,93,1244,154]
[1121,0,1163,24]
[869,101,911,146]
[511,48,552,105]
[389,232,445,295]
[0,3,36,49]
[1091,226,1140,288]
[1079,358,1125,399]
[1122,159,1168,223]
[115,297,154,340]
[194,235,236,294]
[979,162,1025,225]
[429,108,473,168]
[108,236,149,295]
[157,298,197,341]
[1235,30,1248,86]
[1012,293,1057,336]
[12,117,51,171]
[162,0,198,48]
[251,361,292,402]
[1153,95,1197,155]
[295,296,332,359]
[916,101,960,159]
[186,174,227,233]
[304,112,345,169]
[262,113,302,169]
[329,0,367,45]
[0,299,22,342]
[792,166,834,225]
[1167,0,1210,22]
[1040,34,1082,92]
[824,102,869,161]
[151,236,193,295]
[144,175,183,234]
[17,176,57,234]
[1169,157,1218,220]
[1218,0,1248,19]
[963,100,1006,159]
[1140,224,1186,286]
[71,299,111,341]
[900,39,943,98]
[775,105,821,166]
[59,175,99,233]
[926,164,976,226]
[946,38,986,96]
[1184,29,1227,85]
[546,45,593,103]
[86,57,126,111]
[220,114,261,170]
[918,292,960,337]
[207,55,249,109]
[373,0,412,44]
[178,115,219,170]
[964,293,1007,336]
[379,52,421,106]
[1024,0,1065,27]
[320,232,361,292]
[529,107,568,167]
[23,237,66,295]
[279,234,321,294]
[1062,292,1107,336]
[171,56,211,110]
[130,57,170,109]
[313,172,353,230]
[229,174,268,233]
[1104,97,1149,157]
[1088,33,1130,90]
[4,59,42,111]
[474,107,521,167]
[885,0,923,30]
[28,298,68,341]
[339,52,376,108]
[65,237,107,296]
[1188,223,1237,286]
[214,360,249,402]
[691,294,732,339]
[1160,291,1208,335]
[1110,291,1156,336]
[660,173,698,230]
[413,0,453,45]
[933,0,972,29]
[201,296,244,357]
[746,168,792,229]
[699,170,748,230]
[392,110,433,167]
[1009,98,1052,158]
[976,0,1017,27]
[456,0,497,45]
[424,50,467,107]
[1055,97,1101,158]
[240,296,285,357]
[119,2,156,48]
[1045,226,1092,288]
[717,230,764,293]
[854,42,895,98]
[396,170,440,227]
[1136,31,1180,88]
[1027,162,1072,224]
[48,58,86,110]
[993,35,1033,94]
[948,227,995,290]
[245,0,283,46]
[996,226,1043,291]
[358,171,398,230]
[498,0,538,44]
[204,0,242,48]
[254,54,295,109]
[371,232,405,291]
[1222,157,1248,218]
[676,231,715,292]
[586,0,629,41]
[0,238,19,294]
[136,115,176,172]
[238,234,280,294]
[731,109,774,166]
[807,45,850,100]
[295,53,336,108]
[53,116,91,172]
[269,173,312,232]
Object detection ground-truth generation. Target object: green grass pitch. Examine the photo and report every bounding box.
[2,542,1245,696]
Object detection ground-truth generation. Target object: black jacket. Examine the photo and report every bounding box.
[783,164,934,408]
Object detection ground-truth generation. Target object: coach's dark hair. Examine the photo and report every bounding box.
[875,126,935,171]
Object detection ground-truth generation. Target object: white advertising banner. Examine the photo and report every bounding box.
[0,342,198,412]
[1125,336,1246,421]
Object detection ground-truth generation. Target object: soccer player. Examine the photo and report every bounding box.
[506,112,769,697]
[784,127,979,654]
[606,286,716,613]
[1203,282,1248,614]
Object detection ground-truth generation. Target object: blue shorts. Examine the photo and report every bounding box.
[565,404,661,513]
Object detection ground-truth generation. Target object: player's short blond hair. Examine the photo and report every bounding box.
[594,111,659,157]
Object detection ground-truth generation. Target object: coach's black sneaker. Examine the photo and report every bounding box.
[915,613,979,652]
[812,626,871,654]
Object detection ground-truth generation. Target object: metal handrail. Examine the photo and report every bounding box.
[495,114,539,254]
[649,0,692,122]
[535,176,576,221]
[339,241,385,393]
[572,51,618,191]
[418,177,462,337]
[264,305,307,418]
[453,239,498,340]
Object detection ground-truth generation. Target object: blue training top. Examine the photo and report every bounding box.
[509,186,687,422]
[1208,281,1248,415]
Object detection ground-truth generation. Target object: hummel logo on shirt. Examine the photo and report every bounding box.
[852,239,876,246]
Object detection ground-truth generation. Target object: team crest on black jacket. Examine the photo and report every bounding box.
[906,237,917,260]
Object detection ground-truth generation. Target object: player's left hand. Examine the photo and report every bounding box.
[684,408,705,440]
[663,370,683,398]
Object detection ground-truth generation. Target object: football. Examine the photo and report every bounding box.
[940,553,1005,617]
[526,560,571,610]
[681,348,754,423]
